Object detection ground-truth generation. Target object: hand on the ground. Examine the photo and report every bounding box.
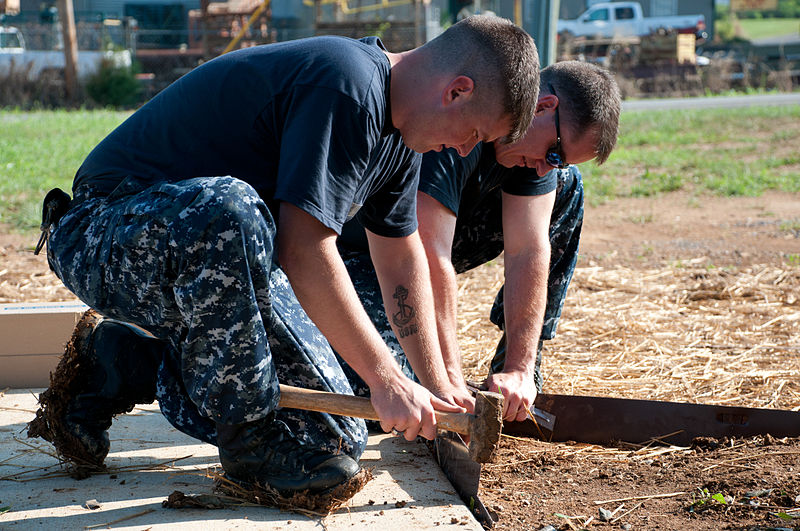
[485,370,537,422]
[370,378,465,441]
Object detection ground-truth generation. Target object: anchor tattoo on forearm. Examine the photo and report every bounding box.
[392,285,418,338]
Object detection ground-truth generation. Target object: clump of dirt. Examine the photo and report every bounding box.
[26,309,107,479]
[691,436,728,452]
[162,491,229,509]
[213,467,374,515]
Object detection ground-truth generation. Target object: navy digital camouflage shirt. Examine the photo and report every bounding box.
[74,36,421,237]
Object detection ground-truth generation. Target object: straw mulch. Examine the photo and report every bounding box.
[0,241,74,303]
[458,258,800,411]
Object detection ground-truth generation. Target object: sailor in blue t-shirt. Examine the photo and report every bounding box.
[339,61,621,426]
[29,16,540,495]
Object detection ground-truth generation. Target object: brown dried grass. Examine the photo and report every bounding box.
[458,257,800,412]
[0,243,74,303]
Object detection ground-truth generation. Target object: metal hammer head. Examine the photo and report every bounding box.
[468,390,504,463]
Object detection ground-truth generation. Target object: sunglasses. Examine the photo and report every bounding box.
[545,84,569,170]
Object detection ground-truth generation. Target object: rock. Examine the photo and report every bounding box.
[598,507,613,521]
[84,499,101,510]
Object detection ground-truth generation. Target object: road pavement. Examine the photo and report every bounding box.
[623,92,800,111]
[622,92,800,111]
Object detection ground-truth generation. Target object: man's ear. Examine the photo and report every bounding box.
[442,75,475,106]
[535,93,559,115]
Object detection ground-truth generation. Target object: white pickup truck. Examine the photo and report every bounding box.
[557,2,706,40]
[0,25,131,81]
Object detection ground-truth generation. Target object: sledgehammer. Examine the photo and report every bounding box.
[278,384,503,463]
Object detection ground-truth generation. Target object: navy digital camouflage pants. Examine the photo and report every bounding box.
[46,176,368,457]
[342,166,583,395]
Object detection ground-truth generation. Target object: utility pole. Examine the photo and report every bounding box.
[522,0,560,68]
[200,0,209,58]
[56,0,79,101]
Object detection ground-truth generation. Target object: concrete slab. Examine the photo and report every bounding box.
[0,389,481,530]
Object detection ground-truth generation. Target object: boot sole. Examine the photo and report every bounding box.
[27,309,108,478]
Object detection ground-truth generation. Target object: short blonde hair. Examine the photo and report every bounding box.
[424,15,540,144]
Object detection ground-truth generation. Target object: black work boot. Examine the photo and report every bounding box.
[27,310,163,478]
[217,414,360,495]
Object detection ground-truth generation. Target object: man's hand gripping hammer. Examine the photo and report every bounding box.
[278,384,504,463]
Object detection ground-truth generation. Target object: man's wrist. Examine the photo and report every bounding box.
[362,355,408,390]
[497,362,536,379]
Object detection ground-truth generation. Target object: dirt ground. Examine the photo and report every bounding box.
[1,190,799,530]
[464,191,800,531]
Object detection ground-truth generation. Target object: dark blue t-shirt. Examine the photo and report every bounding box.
[339,143,556,252]
[74,36,420,237]
[418,143,556,217]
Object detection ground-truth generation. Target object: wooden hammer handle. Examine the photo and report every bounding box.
[278,384,471,435]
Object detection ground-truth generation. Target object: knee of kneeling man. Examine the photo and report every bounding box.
[194,177,270,224]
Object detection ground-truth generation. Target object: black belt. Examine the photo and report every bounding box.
[34,188,72,255]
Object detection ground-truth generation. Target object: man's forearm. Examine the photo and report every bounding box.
[285,245,405,388]
[416,191,464,386]
[278,207,406,389]
[502,248,550,375]
[368,231,454,394]
[499,190,555,379]
[427,254,465,385]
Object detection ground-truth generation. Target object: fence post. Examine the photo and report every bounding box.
[57,0,79,101]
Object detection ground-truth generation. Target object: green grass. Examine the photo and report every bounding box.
[738,17,800,40]
[1,105,800,233]
[0,109,131,232]
[581,105,800,204]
